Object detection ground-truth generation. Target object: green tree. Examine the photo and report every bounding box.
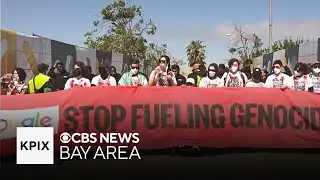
[228,24,307,62]
[227,24,264,63]
[186,40,206,67]
[145,43,185,69]
[266,37,307,52]
[145,43,168,68]
[84,0,156,61]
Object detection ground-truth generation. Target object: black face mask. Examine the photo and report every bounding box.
[252,73,261,83]
[57,66,64,73]
[110,69,116,75]
[196,70,207,77]
[74,69,82,77]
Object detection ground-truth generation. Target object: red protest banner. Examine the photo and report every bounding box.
[1,87,320,157]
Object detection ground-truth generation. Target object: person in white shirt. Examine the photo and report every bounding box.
[199,63,222,88]
[264,60,294,89]
[148,55,177,87]
[245,68,264,88]
[221,58,248,87]
[64,62,91,90]
[91,63,117,87]
[307,62,320,93]
[291,62,310,92]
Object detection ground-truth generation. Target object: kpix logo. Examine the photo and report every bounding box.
[16,127,54,164]
[20,141,50,151]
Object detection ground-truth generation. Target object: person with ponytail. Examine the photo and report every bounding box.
[148,55,177,87]
[290,62,310,91]
[307,62,320,93]
[199,63,222,88]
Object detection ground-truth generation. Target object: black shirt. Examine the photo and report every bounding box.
[176,74,186,86]
[87,73,96,82]
[47,68,69,90]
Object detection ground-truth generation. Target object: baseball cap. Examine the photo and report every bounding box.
[186,78,195,84]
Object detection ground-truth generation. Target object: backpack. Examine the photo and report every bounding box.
[224,72,246,87]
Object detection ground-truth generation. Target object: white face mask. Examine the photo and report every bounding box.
[208,71,216,77]
[274,68,281,74]
[294,70,301,77]
[131,68,138,74]
[230,66,238,72]
[313,68,320,74]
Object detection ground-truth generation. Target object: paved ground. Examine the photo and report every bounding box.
[1,152,320,179]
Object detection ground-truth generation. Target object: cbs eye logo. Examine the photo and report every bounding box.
[60,132,71,144]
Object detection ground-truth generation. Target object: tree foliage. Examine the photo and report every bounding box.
[186,40,206,67]
[84,0,156,61]
[227,24,264,63]
[228,24,307,62]
[146,43,185,69]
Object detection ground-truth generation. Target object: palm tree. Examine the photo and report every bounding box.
[186,40,206,67]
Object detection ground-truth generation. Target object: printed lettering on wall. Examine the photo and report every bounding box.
[96,50,112,72]
[51,40,77,74]
[1,30,17,75]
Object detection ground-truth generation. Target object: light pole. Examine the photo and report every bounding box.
[268,0,273,53]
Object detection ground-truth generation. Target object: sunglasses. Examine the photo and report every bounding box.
[131,67,139,69]
[159,60,166,64]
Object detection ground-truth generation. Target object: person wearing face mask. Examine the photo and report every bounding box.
[290,62,310,92]
[118,60,148,86]
[47,60,69,90]
[245,68,264,88]
[148,55,177,87]
[264,60,293,89]
[64,61,91,89]
[199,63,222,88]
[221,58,248,87]
[306,62,320,93]
[91,63,117,87]
[187,63,207,87]
[28,63,55,94]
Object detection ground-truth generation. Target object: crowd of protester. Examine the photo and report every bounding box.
[1,56,320,95]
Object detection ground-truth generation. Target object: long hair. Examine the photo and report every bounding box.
[228,58,240,68]
[294,62,308,75]
[252,68,262,82]
[208,63,218,79]
[12,67,27,82]
[71,61,88,78]
[159,55,171,73]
